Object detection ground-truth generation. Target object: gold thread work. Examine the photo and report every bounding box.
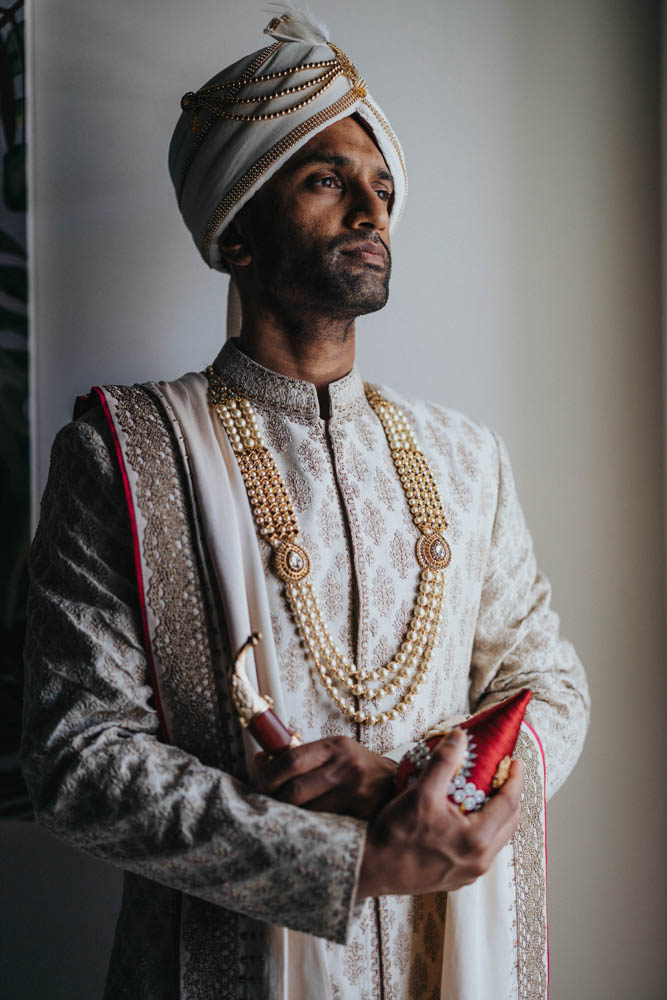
[180,42,363,129]
[176,43,282,204]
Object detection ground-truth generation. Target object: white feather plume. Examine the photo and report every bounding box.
[264,2,330,45]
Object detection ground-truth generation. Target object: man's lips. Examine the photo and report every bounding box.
[339,240,388,266]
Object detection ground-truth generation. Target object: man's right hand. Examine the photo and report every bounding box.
[356,729,525,899]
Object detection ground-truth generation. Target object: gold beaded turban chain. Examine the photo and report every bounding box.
[168,3,407,272]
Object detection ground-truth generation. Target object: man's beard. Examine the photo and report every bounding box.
[256,222,391,323]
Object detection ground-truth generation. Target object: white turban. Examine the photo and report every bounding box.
[168,4,407,273]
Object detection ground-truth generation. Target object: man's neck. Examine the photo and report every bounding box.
[236,315,356,419]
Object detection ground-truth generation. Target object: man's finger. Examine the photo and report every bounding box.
[256,740,333,792]
[274,761,339,806]
[413,728,469,801]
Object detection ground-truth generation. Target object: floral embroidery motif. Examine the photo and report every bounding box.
[456,440,479,480]
[371,634,393,670]
[347,441,370,482]
[374,465,399,510]
[448,471,473,513]
[262,410,292,451]
[390,529,413,579]
[342,939,365,985]
[352,415,376,450]
[285,468,313,512]
[394,924,410,974]
[408,953,428,998]
[370,565,395,618]
[282,638,306,692]
[424,913,439,962]
[322,567,344,620]
[298,436,326,478]
[317,502,340,546]
[425,420,451,458]
[360,498,386,545]
[409,896,425,933]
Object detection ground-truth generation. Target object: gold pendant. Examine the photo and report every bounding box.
[274,539,311,583]
[416,532,452,571]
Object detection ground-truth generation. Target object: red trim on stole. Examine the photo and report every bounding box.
[525,721,549,992]
[88,386,171,744]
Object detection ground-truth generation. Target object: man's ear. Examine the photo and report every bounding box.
[218,219,252,269]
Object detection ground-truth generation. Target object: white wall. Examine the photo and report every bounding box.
[5,2,664,998]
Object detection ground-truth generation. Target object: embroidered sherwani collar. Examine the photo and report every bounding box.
[212,338,368,421]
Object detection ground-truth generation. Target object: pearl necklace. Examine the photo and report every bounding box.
[207,368,452,726]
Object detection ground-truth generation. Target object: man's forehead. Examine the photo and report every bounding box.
[282,116,393,181]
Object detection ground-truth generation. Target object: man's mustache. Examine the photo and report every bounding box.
[328,233,391,264]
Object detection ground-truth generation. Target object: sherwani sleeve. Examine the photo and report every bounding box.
[468,432,590,799]
[21,412,366,943]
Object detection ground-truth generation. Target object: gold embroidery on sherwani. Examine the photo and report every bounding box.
[513,730,548,999]
[106,385,231,768]
[105,384,256,999]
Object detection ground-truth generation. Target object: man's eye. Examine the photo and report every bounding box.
[312,175,341,189]
[375,188,391,201]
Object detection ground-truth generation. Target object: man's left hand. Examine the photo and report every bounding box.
[255,736,397,821]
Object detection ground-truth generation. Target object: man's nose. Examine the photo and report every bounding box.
[345,184,389,231]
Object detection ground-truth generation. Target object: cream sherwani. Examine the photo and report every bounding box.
[22,340,589,999]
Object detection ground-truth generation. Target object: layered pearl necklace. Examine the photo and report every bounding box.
[207,368,452,726]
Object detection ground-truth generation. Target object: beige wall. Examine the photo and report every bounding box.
[4,1,664,997]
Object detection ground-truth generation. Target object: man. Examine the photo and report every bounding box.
[22,10,589,1000]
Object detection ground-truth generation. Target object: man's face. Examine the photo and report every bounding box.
[237,116,394,323]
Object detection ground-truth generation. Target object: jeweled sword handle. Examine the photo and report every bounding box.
[231,632,302,753]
